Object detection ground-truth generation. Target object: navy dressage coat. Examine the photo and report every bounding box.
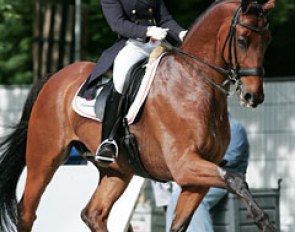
[83,0,184,98]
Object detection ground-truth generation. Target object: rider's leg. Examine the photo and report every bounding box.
[95,40,155,165]
[113,40,156,93]
[95,88,124,166]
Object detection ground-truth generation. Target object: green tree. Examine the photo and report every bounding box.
[0,0,33,84]
[265,0,295,76]
[166,0,295,77]
[81,0,116,62]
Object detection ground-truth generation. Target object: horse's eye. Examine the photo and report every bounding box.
[237,36,248,49]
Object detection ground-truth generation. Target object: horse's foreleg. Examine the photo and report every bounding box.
[81,168,132,232]
[224,171,277,232]
[170,156,276,232]
[169,187,208,232]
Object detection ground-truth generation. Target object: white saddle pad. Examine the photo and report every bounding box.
[72,53,165,124]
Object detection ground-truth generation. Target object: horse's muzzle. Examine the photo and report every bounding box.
[238,87,265,108]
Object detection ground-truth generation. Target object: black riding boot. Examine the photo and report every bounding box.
[95,89,124,166]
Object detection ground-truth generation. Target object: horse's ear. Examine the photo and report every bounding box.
[261,0,276,13]
[241,0,252,13]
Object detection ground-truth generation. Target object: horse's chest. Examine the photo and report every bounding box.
[198,129,230,163]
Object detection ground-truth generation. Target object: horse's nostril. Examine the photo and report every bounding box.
[244,92,253,102]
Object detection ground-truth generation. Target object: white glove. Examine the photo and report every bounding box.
[146,26,169,41]
[179,30,188,42]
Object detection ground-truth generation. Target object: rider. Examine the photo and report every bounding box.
[88,0,187,166]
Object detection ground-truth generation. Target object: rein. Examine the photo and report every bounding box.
[162,5,268,96]
[162,41,232,96]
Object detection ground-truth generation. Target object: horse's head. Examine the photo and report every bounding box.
[178,0,275,108]
[222,0,275,108]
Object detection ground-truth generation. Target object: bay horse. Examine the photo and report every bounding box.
[0,0,276,231]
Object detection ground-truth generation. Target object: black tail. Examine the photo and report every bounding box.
[0,75,52,232]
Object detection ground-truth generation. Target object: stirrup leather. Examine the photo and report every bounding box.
[95,139,119,162]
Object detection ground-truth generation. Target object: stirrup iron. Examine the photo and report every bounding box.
[95,139,119,162]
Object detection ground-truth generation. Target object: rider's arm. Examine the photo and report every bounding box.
[157,1,185,42]
[101,0,148,41]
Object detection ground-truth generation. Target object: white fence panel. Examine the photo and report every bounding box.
[229,78,295,232]
[0,85,31,135]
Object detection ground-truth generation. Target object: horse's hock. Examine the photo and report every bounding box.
[131,181,281,232]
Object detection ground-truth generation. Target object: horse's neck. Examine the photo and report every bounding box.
[181,26,221,65]
[162,54,228,118]
[174,4,235,117]
[180,2,236,69]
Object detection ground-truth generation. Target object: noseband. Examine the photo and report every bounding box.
[163,4,269,96]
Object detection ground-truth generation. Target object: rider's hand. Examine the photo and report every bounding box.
[146,26,169,41]
[179,30,188,42]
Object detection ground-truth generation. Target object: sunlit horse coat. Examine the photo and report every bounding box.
[83,0,184,98]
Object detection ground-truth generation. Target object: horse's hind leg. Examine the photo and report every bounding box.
[81,168,132,232]
[224,171,277,232]
[17,135,67,232]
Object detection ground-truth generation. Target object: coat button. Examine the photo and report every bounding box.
[132,9,136,14]
[149,8,153,13]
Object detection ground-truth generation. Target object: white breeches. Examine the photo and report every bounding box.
[113,39,160,94]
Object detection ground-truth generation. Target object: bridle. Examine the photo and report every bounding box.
[225,6,268,79]
[163,4,269,96]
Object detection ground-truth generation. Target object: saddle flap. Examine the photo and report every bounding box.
[123,59,147,113]
[72,53,166,124]
[94,80,113,120]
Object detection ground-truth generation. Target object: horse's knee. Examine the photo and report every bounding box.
[224,171,248,196]
[81,207,107,232]
[81,207,98,224]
